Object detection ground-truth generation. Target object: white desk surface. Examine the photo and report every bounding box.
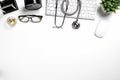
[0,0,120,80]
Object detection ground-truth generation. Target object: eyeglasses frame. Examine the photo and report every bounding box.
[18,15,43,23]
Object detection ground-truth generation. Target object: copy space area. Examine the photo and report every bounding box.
[0,0,120,80]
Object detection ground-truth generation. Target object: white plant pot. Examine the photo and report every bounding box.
[100,5,112,15]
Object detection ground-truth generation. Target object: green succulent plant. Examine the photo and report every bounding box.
[101,0,120,13]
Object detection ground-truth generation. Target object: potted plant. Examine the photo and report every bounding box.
[101,0,120,14]
[95,0,120,38]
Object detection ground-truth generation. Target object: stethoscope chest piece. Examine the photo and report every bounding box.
[72,21,80,29]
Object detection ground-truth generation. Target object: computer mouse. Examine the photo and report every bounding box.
[95,20,110,38]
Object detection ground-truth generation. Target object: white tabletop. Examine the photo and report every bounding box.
[0,0,120,80]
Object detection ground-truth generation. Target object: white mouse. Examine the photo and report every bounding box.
[95,20,110,38]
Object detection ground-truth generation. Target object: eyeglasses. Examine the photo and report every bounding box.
[18,15,43,23]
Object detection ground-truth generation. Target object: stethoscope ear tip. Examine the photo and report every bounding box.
[72,21,80,29]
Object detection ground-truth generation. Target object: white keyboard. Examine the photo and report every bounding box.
[45,0,98,20]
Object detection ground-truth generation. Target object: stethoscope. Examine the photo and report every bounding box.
[54,0,81,29]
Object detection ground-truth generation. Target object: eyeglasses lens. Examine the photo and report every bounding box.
[32,17,41,22]
[20,17,29,22]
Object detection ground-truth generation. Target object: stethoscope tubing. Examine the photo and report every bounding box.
[75,0,81,22]
[54,0,68,28]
